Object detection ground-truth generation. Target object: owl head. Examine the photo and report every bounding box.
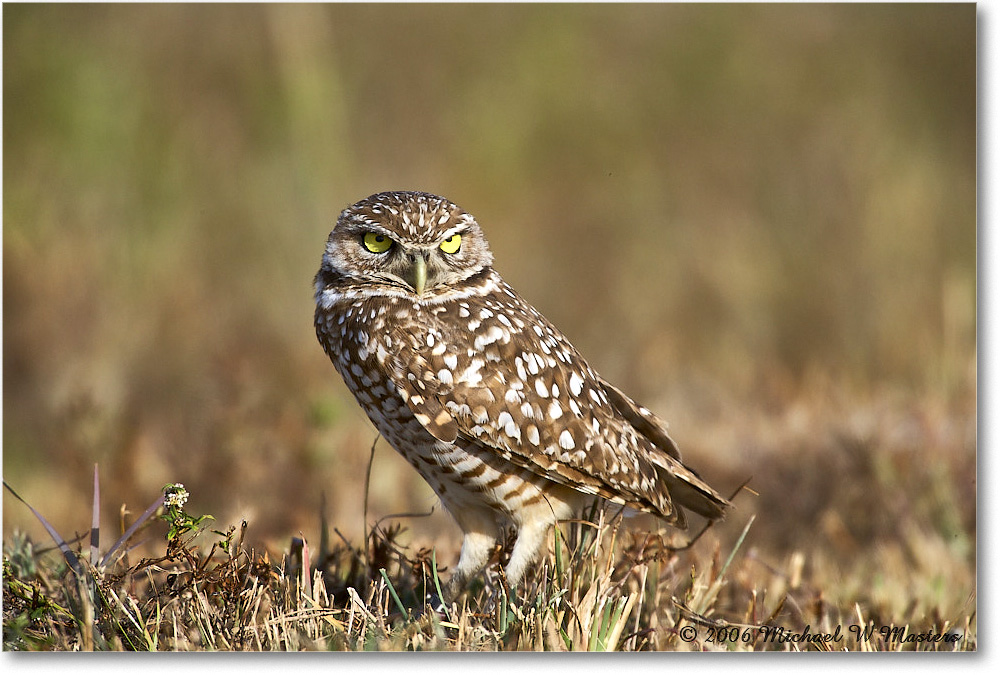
[317,191,495,299]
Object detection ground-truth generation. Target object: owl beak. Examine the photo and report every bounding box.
[409,254,428,296]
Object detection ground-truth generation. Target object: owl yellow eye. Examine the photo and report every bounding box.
[440,234,462,254]
[363,232,393,253]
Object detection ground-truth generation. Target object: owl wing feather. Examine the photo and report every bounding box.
[381,284,728,525]
[386,348,459,444]
[600,379,728,520]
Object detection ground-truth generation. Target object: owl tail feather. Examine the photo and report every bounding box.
[655,460,730,521]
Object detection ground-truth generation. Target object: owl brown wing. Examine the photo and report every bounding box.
[599,379,729,521]
[382,290,728,524]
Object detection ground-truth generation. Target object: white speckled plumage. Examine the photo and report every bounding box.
[314,191,728,598]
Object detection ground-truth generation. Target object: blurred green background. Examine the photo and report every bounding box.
[3,4,975,559]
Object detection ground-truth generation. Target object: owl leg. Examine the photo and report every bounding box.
[503,519,553,590]
[441,507,501,601]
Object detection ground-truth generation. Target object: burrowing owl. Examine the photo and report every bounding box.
[314,191,728,598]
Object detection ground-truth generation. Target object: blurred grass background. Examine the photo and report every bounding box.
[3,3,975,620]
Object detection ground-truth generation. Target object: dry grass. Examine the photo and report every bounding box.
[1,505,975,651]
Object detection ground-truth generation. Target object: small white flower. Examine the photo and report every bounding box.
[164,484,189,509]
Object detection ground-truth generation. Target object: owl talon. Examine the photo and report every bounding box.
[424,591,446,615]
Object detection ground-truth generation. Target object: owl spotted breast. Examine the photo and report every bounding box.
[314,191,728,598]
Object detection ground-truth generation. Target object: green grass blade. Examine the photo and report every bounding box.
[719,514,755,581]
[559,625,573,651]
[431,549,452,622]
[380,568,408,618]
